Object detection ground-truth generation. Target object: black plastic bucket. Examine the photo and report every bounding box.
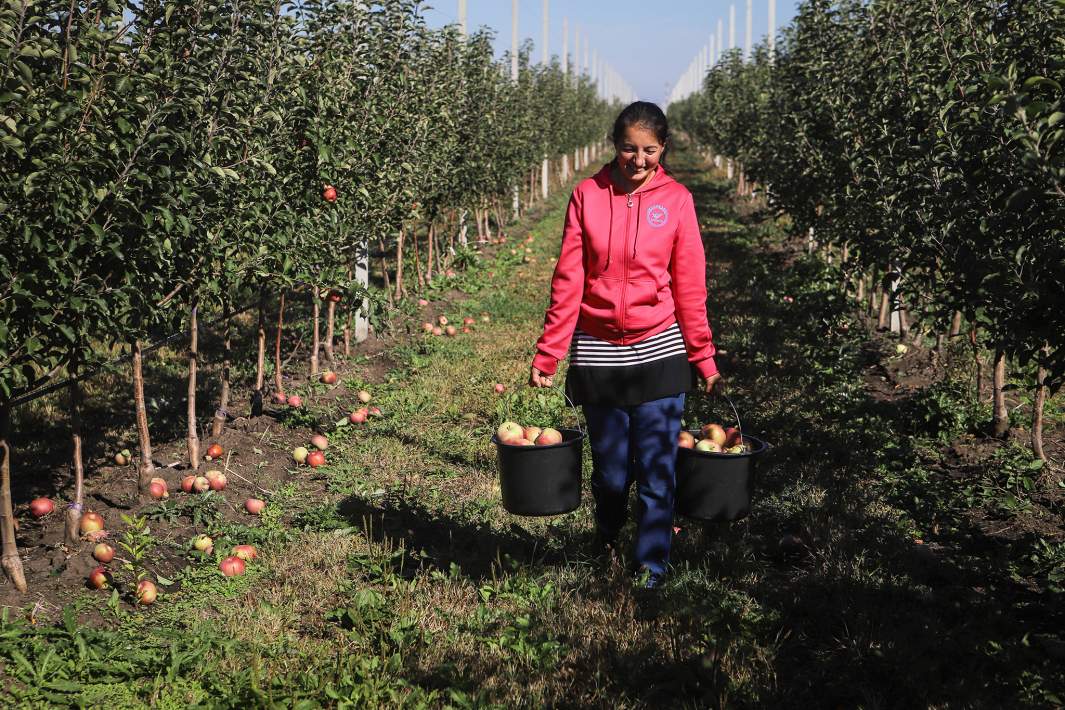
[493,427,585,516]
[675,433,768,521]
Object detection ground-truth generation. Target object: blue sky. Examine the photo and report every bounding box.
[419,1,802,105]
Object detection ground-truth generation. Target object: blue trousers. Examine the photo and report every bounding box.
[583,393,685,576]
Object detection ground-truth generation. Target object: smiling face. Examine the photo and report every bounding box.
[613,123,664,190]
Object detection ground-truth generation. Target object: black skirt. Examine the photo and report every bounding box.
[563,323,697,408]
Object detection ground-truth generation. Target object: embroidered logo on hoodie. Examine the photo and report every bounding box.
[647,204,668,228]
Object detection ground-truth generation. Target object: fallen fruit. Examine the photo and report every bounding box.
[494,383,506,394]
[79,512,105,534]
[192,476,211,493]
[321,371,338,385]
[149,480,168,500]
[245,498,266,515]
[192,534,214,554]
[219,556,246,577]
[422,322,434,333]
[480,313,491,322]
[437,315,448,326]
[445,325,457,337]
[136,579,158,605]
[232,544,258,561]
[310,434,328,451]
[87,566,109,590]
[93,543,115,563]
[323,184,337,202]
[207,473,227,491]
[28,497,54,518]
[181,475,196,493]
[292,446,309,464]
[463,316,475,326]
[431,326,443,336]
[272,392,289,405]
[895,343,909,355]
[307,450,326,468]
[349,408,368,424]
[206,443,224,459]
[357,390,372,403]
[418,298,429,306]
[287,394,303,408]
[369,406,382,417]
[114,449,131,466]
[462,326,471,334]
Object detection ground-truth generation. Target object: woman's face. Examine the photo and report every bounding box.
[614,124,663,187]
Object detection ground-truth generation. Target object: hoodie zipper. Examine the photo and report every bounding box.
[620,191,633,337]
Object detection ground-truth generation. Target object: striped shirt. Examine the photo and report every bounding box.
[570,323,687,367]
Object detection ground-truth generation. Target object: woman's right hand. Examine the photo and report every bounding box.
[529,366,554,388]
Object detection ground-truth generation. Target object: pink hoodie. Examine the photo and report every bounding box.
[532,163,718,379]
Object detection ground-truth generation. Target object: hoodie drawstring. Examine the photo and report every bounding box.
[604,191,615,270]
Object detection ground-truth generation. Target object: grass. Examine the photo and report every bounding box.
[1,151,1063,708]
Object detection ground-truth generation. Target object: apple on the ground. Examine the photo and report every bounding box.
[79,512,104,534]
[93,543,115,563]
[29,497,54,518]
[219,556,246,577]
[245,498,266,515]
[136,579,158,605]
[292,446,309,464]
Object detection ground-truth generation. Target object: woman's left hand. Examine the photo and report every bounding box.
[703,373,725,395]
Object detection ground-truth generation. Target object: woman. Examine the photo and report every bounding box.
[529,101,722,589]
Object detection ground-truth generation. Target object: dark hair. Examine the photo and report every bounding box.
[610,101,670,165]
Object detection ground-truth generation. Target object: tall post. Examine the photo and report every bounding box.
[355,242,369,342]
[710,35,716,68]
[541,0,549,198]
[717,18,724,62]
[512,0,520,220]
[729,4,736,50]
[458,0,467,37]
[561,16,569,180]
[745,0,753,61]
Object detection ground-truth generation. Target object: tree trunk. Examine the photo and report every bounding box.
[379,239,393,309]
[186,300,200,469]
[898,306,910,339]
[251,288,266,417]
[1033,345,1049,461]
[132,339,155,494]
[212,296,232,437]
[0,403,27,592]
[274,291,286,396]
[64,376,85,547]
[343,266,352,357]
[949,311,962,338]
[325,299,336,366]
[877,289,891,331]
[970,326,983,403]
[425,222,434,282]
[991,349,1009,438]
[856,272,865,302]
[412,224,425,289]
[310,293,320,377]
[394,228,405,300]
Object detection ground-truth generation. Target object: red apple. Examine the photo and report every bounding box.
[245,498,266,515]
[422,322,434,333]
[192,476,211,493]
[462,326,471,334]
[517,438,536,446]
[369,406,382,417]
[320,371,338,385]
[323,184,337,202]
[523,426,542,442]
[79,512,104,535]
[310,434,328,451]
[349,408,368,424]
[327,291,342,303]
[446,269,456,277]
[307,450,326,468]
[535,428,563,446]
[463,316,475,326]
[181,475,196,493]
[678,431,696,448]
[272,391,289,405]
[136,579,158,605]
[206,443,224,459]
[93,543,115,563]
[28,497,54,518]
[494,383,506,394]
[219,556,246,577]
[700,423,727,447]
[357,390,372,404]
[232,544,258,562]
[87,566,109,590]
[431,326,443,336]
[445,325,457,337]
[287,394,303,408]
[437,315,448,326]
[418,298,429,306]
[496,421,524,444]
[723,427,742,448]
[207,473,227,491]
[149,480,168,500]
[192,534,214,554]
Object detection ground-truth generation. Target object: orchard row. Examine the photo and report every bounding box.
[0,1,614,591]
[671,0,1064,459]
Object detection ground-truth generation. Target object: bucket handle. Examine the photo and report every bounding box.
[561,389,586,438]
[694,389,743,437]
